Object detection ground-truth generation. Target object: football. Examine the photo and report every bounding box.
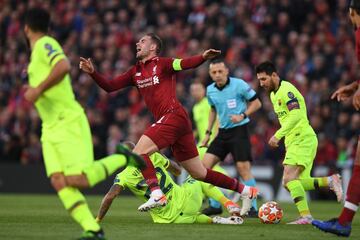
[258,201,283,224]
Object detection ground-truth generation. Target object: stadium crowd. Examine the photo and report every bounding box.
[0,0,359,172]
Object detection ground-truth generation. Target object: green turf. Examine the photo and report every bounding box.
[0,194,359,240]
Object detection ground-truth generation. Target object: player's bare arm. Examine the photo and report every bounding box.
[331,81,359,102]
[24,59,70,103]
[96,185,122,222]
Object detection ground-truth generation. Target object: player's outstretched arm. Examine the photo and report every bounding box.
[172,49,221,72]
[96,185,122,222]
[79,57,134,92]
[331,81,359,102]
[24,59,70,103]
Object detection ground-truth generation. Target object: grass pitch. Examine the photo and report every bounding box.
[0,194,359,240]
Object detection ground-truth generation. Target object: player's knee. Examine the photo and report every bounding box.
[236,163,251,176]
[188,169,206,180]
[282,176,295,188]
[65,175,89,189]
[50,173,67,191]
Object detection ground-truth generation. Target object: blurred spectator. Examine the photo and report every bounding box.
[0,0,358,169]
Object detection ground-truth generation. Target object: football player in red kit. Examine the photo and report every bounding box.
[312,0,360,237]
[80,33,257,213]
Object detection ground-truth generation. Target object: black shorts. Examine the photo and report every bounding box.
[207,123,252,162]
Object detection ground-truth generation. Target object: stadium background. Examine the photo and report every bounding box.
[0,0,359,201]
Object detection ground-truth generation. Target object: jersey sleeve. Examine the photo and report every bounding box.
[160,57,176,74]
[161,55,205,74]
[38,38,66,68]
[90,66,135,92]
[274,85,302,139]
[238,80,256,100]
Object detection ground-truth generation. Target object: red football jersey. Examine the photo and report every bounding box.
[356,28,360,63]
[132,57,182,120]
[91,55,205,120]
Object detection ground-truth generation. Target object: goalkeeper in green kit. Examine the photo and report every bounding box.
[23,8,143,240]
[255,61,343,224]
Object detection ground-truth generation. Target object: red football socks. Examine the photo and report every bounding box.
[140,154,160,191]
[204,168,245,193]
[338,165,360,226]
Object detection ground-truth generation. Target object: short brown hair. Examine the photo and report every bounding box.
[146,33,162,54]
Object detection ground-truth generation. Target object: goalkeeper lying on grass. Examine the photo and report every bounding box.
[96,143,247,224]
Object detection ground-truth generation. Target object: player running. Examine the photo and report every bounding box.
[255,61,343,224]
[23,8,144,240]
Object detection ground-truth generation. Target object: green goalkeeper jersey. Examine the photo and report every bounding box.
[114,153,195,223]
[270,80,315,145]
[27,36,83,129]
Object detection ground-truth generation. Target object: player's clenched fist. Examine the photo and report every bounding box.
[79,57,95,74]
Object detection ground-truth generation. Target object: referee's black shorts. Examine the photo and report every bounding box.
[207,123,252,162]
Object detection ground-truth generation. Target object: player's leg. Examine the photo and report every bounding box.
[298,136,343,202]
[200,181,242,216]
[236,161,258,216]
[298,169,343,202]
[232,124,258,215]
[313,138,360,237]
[64,114,134,189]
[135,112,192,212]
[133,134,167,211]
[283,164,313,224]
[338,140,360,224]
[43,141,104,239]
[66,154,127,188]
[174,133,257,200]
[201,144,224,216]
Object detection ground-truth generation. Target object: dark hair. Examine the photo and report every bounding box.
[24,8,50,33]
[146,33,162,54]
[255,61,277,75]
[350,0,360,13]
[210,58,225,65]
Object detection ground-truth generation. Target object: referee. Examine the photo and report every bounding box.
[201,59,262,216]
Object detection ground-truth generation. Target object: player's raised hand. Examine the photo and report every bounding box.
[79,57,95,74]
[331,81,358,102]
[203,49,221,60]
